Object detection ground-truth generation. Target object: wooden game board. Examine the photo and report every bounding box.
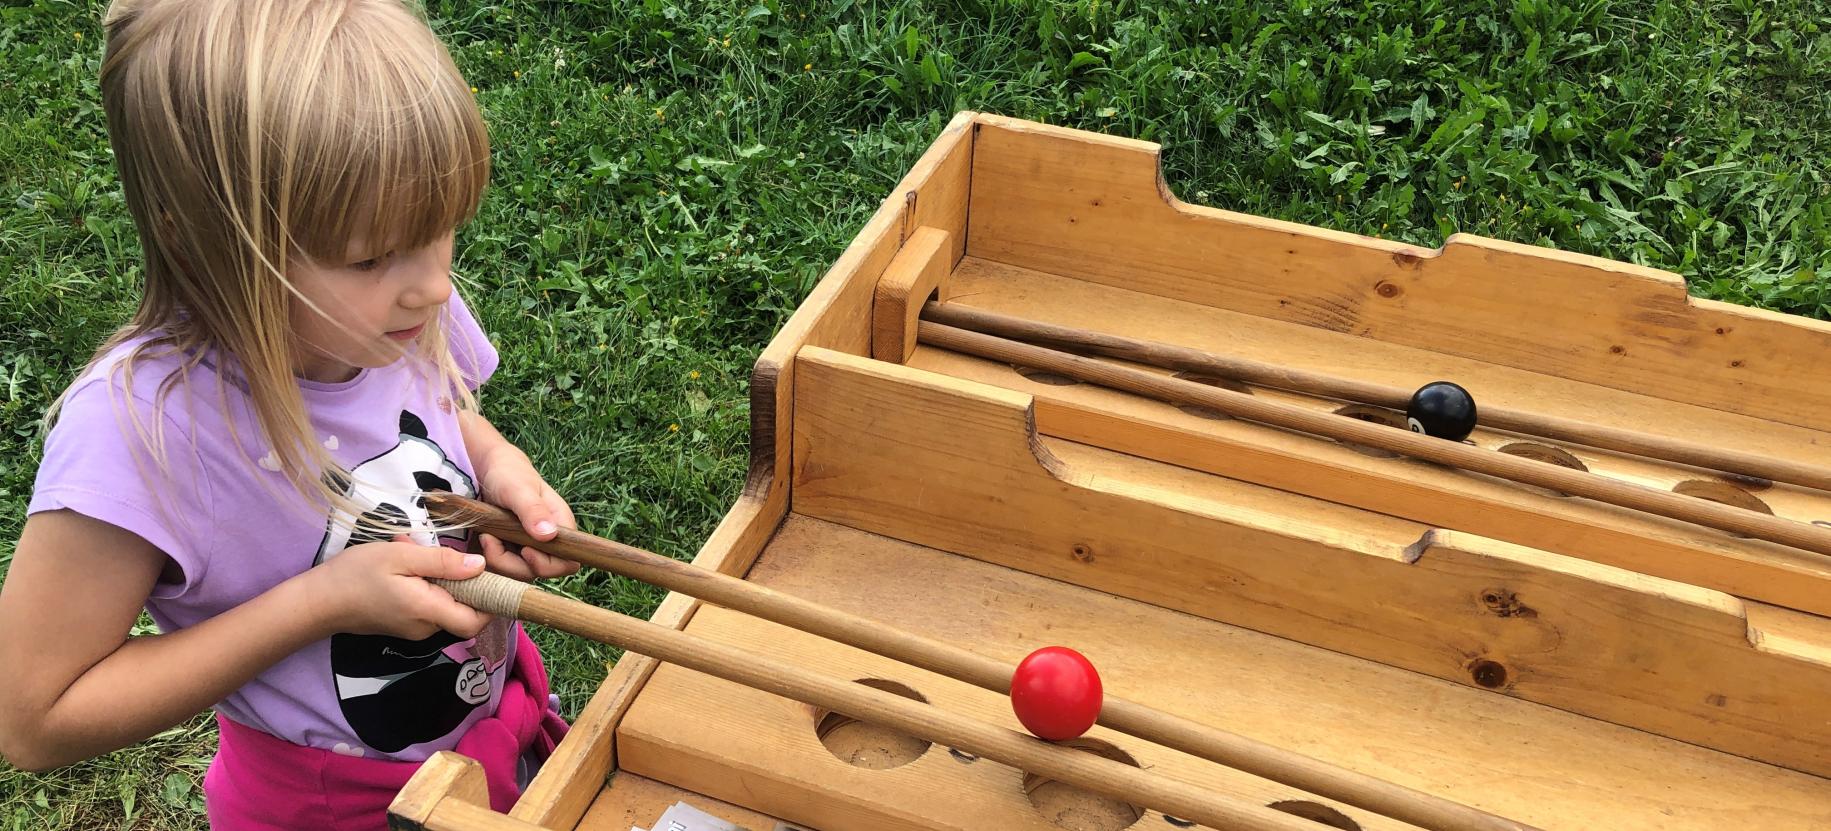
[390,112,1831,831]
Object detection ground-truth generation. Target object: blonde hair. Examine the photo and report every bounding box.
[64,0,490,517]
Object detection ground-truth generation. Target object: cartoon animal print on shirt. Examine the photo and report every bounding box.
[313,411,511,754]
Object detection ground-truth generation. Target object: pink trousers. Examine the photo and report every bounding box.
[203,627,568,830]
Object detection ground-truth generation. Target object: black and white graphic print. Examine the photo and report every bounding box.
[314,411,510,754]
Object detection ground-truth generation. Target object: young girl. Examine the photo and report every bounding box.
[0,1,579,827]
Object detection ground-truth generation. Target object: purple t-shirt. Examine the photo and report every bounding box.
[29,291,520,762]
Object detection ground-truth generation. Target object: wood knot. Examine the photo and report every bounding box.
[1608,345,1626,355]
[1469,659,1509,689]
[1391,249,1425,269]
[1374,280,1402,298]
[1070,543,1095,563]
[1480,588,1536,618]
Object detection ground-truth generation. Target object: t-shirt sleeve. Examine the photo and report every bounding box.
[444,289,499,391]
[27,376,216,600]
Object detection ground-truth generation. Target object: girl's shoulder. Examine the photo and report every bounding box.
[57,332,243,441]
[32,333,228,592]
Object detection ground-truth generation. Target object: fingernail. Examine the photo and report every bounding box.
[535,521,557,536]
[463,554,485,569]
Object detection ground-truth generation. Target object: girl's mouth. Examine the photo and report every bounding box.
[386,323,425,341]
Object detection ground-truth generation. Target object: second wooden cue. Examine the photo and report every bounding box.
[434,570,1340,831]
[921,301,1831,493]
[918,320,1831,559]
[427,493,1538,831]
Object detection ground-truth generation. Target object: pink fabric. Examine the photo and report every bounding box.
[204,627,568,830]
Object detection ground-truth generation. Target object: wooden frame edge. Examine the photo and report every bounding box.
[964,114,1831,432]
[389,752,510,831]
[967,114,1691,295]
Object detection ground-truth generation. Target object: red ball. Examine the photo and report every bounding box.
[1010,646,1103,741]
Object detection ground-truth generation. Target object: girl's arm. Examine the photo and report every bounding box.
[0,510,490,771]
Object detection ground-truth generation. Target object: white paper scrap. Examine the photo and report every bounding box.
[630,801,748,831]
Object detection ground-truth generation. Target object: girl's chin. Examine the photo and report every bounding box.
[294,345,403,382]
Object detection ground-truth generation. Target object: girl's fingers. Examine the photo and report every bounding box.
[425,587,492,638]
[520,545,580,579]
[542,487,577,531]
[400,542,486,579]
[475,533,536,581]
[497,482,559,541]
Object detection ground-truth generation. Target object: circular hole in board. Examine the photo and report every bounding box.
[1498,442,1589,498]
[1169,372,1251,420]
[1023,738,1145,831]
[1012,363,1081,386]
[813,679,932,769]
[1267,800,1362,830]
[1673,479,1773,538]
[1329,404,1406,459]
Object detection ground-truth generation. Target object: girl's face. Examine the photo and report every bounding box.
[288,232,455,383]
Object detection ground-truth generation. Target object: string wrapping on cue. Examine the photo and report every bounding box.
[431,571,529,618]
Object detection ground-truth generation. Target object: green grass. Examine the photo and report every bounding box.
[2,0,1828,827]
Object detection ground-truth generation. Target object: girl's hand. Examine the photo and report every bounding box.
[305,538,494,640]
[474,444,581,582]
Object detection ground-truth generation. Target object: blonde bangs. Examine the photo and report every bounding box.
[285,1,490,266]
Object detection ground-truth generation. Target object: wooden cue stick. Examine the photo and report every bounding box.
[919,320,1831,560]
[434,571,1339,831]
[922,301,1831,493]
[426,493,1540,831]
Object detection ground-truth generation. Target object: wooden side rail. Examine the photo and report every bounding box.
[390,753,550,831]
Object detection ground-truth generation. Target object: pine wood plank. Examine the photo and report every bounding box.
[1748,601,1831,670]
[964,115,1831,432]
[788,346,1831,777]
[389,752,493,831]
[423,802,551,831]
[618,517,1831,831]
[903,258,1831,616]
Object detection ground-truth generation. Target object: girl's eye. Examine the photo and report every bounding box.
[349,251,391,272]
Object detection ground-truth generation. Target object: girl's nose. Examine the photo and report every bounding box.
[402,259,453,310]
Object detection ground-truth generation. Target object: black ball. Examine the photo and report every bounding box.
[1406,381,1477,441]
